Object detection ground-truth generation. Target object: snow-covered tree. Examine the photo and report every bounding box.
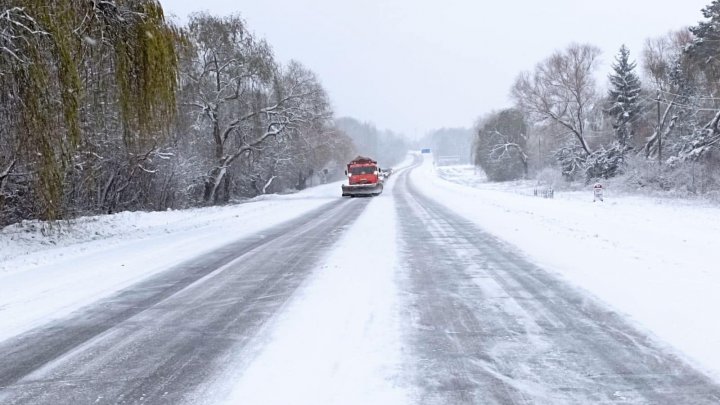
[640,30,696,162]
[0,5,355,226]
[474,109,529,181]
[606,45,642,149]
[688,0,720,87]
[679,1,720,160]
[511,43,601,158]
[0,0,180,222]
[583,46,644,181]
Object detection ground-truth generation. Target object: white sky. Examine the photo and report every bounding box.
[162,0,710,137]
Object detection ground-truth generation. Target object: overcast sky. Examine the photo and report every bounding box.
[162,0,709,137]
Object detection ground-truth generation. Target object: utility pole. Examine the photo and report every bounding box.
[656,90,663,165]
[538,133,542,169]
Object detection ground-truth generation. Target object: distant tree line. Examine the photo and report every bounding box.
[419,128,474,166]
[474,0,720,195]
[0,1,360,226]
[334,117,408,167]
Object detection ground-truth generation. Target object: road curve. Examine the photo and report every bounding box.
[395,157,720,404]
[0,197,369,405]
[3,157,720,405]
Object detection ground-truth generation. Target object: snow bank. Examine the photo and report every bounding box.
[0,182,341,342]
[0,182,341,270]
[416,156,720,381]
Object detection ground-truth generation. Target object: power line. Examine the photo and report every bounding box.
[637,94,720,112]
[654,87,720,101]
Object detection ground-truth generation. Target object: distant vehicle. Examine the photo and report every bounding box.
[421,148,431,154]
[341,156,384,197]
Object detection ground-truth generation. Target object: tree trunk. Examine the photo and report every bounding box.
[296,170,307,190]
[203,165,226,203]
[221,172,231,203]
[657,96,662,164]
[212,112,223,160]
[262,176,277,194]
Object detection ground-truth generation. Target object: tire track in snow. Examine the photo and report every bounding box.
[395,156,720,404]
[0,197,369,404]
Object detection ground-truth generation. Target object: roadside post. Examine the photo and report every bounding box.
[593,182,604,202]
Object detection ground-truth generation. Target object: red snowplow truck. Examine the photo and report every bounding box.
[341,156,384,197]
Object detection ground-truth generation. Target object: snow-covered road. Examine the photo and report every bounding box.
[1,155,720,404]
[0,197,372,404]
[396,158,720,403]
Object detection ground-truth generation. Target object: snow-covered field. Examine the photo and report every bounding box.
[0,182,341,342]
[422,158,720,380]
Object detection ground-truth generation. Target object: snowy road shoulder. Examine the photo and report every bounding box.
[412,155,720,381]
[0,182,343,342]
[198,185,409,405]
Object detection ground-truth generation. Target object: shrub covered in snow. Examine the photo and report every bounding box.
[535,167,571,190]
[614,153,720,201]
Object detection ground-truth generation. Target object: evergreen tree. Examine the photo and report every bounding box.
[584,46,643,182]
[688,0,720,82]
[606,45,642,149]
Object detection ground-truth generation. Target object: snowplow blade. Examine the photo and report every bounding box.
[341,183,383,197]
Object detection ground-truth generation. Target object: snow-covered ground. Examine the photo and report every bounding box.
[420,157,720,380]
[0,182,341,342]
[4,154,720,402]
[199,184,408,405]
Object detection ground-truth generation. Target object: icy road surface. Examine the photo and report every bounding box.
[1,155,720,404]
[394,158,720,404]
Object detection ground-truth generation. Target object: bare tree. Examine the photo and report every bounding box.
[180,13,275,202]
[511,43,601,156]
[224,62,334,194]
[641,30,694,162]
[0,5,357,226]
[180,15,337,202]
[642,29,693,89]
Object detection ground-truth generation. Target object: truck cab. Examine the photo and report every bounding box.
[341,156,384,197]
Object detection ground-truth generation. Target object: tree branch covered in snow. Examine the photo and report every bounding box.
[0,7,46,69]
[473,6,720,194]
[0,160,14,188]
[474,109,529,181]
[512,44,601,158]
[178,13,350,203]
[0,6,356,226]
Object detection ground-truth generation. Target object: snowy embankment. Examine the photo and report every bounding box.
[0,182,341,342]
[414,156,720,380]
